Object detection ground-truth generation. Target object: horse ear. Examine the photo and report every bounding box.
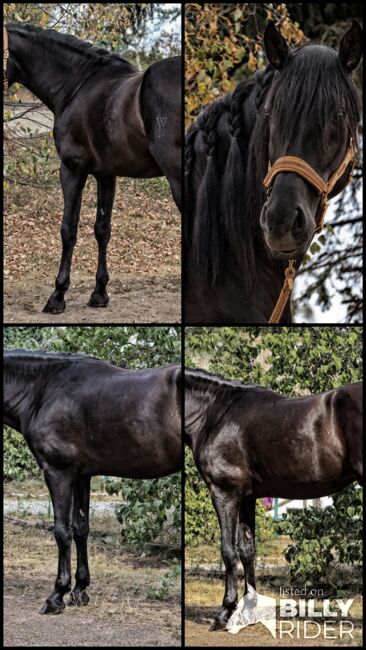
[264,22,289,70]
[339,20,363,71]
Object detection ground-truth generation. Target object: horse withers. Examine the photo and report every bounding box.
[185,368,362,630]
[4,349,182,614]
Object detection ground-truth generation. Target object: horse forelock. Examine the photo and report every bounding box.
[266,44,361,152]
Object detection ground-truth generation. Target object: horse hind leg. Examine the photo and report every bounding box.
[68,477,91,607]
[238,497,256,595]
[88,175,116,308]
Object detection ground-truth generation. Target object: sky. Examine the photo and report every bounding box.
[293,184,362,324]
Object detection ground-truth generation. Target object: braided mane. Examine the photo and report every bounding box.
[185,67,274,289]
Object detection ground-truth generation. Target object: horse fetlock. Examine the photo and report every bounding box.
[68,589,90,607]
[209,612,230,631]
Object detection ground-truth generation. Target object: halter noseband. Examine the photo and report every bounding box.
[262,139,356,323]
[3,26,9,89]
[263,138,356,232]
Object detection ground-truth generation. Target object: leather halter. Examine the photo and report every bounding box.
[3,26,9,89]
[263,139,356,323]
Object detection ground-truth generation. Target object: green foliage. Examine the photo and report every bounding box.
[185,327,363,576]
[277,485,363,586]
[147,560,181,600]
[3,428,41,481]
[185,326,362,391]
[106,475,181,548]
[4,326,181,548]
[4,325,181,368]
[185,448,218,547]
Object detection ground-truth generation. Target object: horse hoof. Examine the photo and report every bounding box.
[68,591,90,607]
[39,600,65,614]
[42,298,66,314]
[209,618,227,631]
[87,293,109,308]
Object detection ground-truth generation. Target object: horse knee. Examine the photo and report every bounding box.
[73,518,89,542]
[60,223,78,247]
[221,543,238,570]
[54,522,72,549]
[94,220,111,245]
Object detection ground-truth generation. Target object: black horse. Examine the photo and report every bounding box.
[4,23,181,313]
[185,21,362,323]
[185,368,363,630]
[3,350,181,613]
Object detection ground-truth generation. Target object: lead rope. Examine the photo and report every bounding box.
[268,193,328,324]
[3,26,9,90]
[268,260,296,324]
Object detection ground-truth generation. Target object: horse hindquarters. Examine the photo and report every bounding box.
[140,59,182,210]
[334,385,363,481]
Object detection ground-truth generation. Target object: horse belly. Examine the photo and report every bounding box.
[83,428,181,479]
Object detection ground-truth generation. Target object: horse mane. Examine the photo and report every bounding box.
[3,349,114,382]
[186,41,361,293]
[185,367,272,393]
[4,348,102,361]
[7,23,136,74]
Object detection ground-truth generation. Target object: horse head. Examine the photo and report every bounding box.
[259,21,362,261]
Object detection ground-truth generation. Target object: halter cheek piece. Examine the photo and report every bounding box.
[262,139,356,323]
[4,26,9,89]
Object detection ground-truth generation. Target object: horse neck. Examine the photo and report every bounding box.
[185,377,241,455]
[7,25,110,112]
[3,355,60,430]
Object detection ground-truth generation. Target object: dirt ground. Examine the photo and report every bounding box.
[4,177,181,324]
[4,273,180,323]
[185,577,362,647]
[4,517,181,647]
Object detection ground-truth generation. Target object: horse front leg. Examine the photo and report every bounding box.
[69,477,91,607]
[40,468,74,614]
[88,175,116,308]
[209,485,241,631]
[43,163,87,313]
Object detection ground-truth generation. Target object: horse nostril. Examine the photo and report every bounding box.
[293,207,306,236]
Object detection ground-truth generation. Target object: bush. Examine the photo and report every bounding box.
[277,484,363,586]
[105,475,181,548]
[4,428,41,481]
